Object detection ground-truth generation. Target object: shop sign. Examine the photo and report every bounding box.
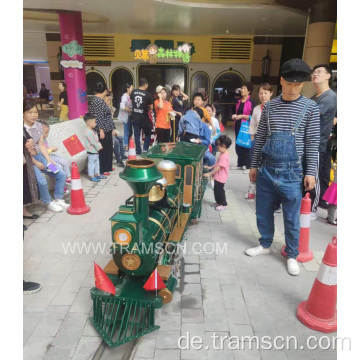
[85,60,112,66]
[60,59,84,70]
[134,43,192,64]
[62,40,84,57]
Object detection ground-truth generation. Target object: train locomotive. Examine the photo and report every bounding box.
[90,141,208,347]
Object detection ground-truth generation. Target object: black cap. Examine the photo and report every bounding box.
[280,58,312,83]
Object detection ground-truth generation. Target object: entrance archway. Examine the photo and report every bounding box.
[190,71,210,105]
[86,70,107,108]
[212,70,245,124]
[110,67,134,118]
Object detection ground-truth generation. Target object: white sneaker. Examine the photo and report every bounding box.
[287,258,300,276]
[242,166,246,170]
[310,212,317,221]
[243,169,250,174]
[245,245,271,257]
[55,199,70,210]
[47,201,63,213]
[231,166,242,170]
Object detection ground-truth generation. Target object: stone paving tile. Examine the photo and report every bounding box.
[133,338,156,358]
[155,331,181,350]
[32,317,63,337]
[182,308,204,323]
[23,336,54,360]
[158,315,181,331]
[44,346,75,360]
[260,350,288,360]
[72,336,102,360]
[153,349,181,360]
[182,283,202,296]
[302,262,320,272]
[24,312,44,346]
[52,312,88,347]
[51,291,77,306]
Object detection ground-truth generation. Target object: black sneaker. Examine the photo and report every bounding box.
[122,155,128,160]
[23,224,28,231]
[116,161,125,168]
[23,281,42,295]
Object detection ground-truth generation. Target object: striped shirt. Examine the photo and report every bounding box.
[251,95,320,177]
[88,96,114,133]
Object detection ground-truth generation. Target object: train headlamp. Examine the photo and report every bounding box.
[113,229,132,246]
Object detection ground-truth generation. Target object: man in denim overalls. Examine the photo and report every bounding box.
[246,59,320,276]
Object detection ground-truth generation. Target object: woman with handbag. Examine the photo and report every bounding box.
[231,82,256,173]
[118,83,133,150]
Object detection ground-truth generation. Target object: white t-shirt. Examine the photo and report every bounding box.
[211,116,220,132]
[249,104,263,135]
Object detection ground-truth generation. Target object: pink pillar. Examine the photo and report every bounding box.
[59,11,88,119]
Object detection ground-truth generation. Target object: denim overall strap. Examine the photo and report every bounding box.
[266,101,271,135]
[292,99,311,134]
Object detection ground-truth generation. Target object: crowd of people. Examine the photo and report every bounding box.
[23,57,337,293]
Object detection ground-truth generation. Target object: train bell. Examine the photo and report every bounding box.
[149,177,168,203]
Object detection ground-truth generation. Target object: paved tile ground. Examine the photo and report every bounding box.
[23,127,337,360]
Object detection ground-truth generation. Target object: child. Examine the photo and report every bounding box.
[84,113,106,182]
[246,83,273,202]
[41,121,71,194]
[204,135,232,211]
[323,145,337,226]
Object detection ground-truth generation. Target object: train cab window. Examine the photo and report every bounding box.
[175,165,181,178]
[185,166,193,185]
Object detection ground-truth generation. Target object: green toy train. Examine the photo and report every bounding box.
[90,141,208,347]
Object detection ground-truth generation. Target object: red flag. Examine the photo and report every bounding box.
[143,268,166,291]
[94,263,116,295]
[63,134,85,156]
[220,122,225,132]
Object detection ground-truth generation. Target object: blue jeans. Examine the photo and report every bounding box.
[256,164,303,259]
[203,150,216,167]
[211,143,218,156]
[87,153,100,177]
[33,153,66,204]
[133,122,151,155]
[113,135,126,162]
[123,117,133,147]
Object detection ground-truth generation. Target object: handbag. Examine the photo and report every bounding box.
[236,118,251,148]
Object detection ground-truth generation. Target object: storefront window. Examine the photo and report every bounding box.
[138,64,188,97]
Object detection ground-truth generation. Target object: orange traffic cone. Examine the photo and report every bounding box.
[67,162,90,215]
[128,137,136,160]
[297,236,337,333]
[281,193,313,262]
